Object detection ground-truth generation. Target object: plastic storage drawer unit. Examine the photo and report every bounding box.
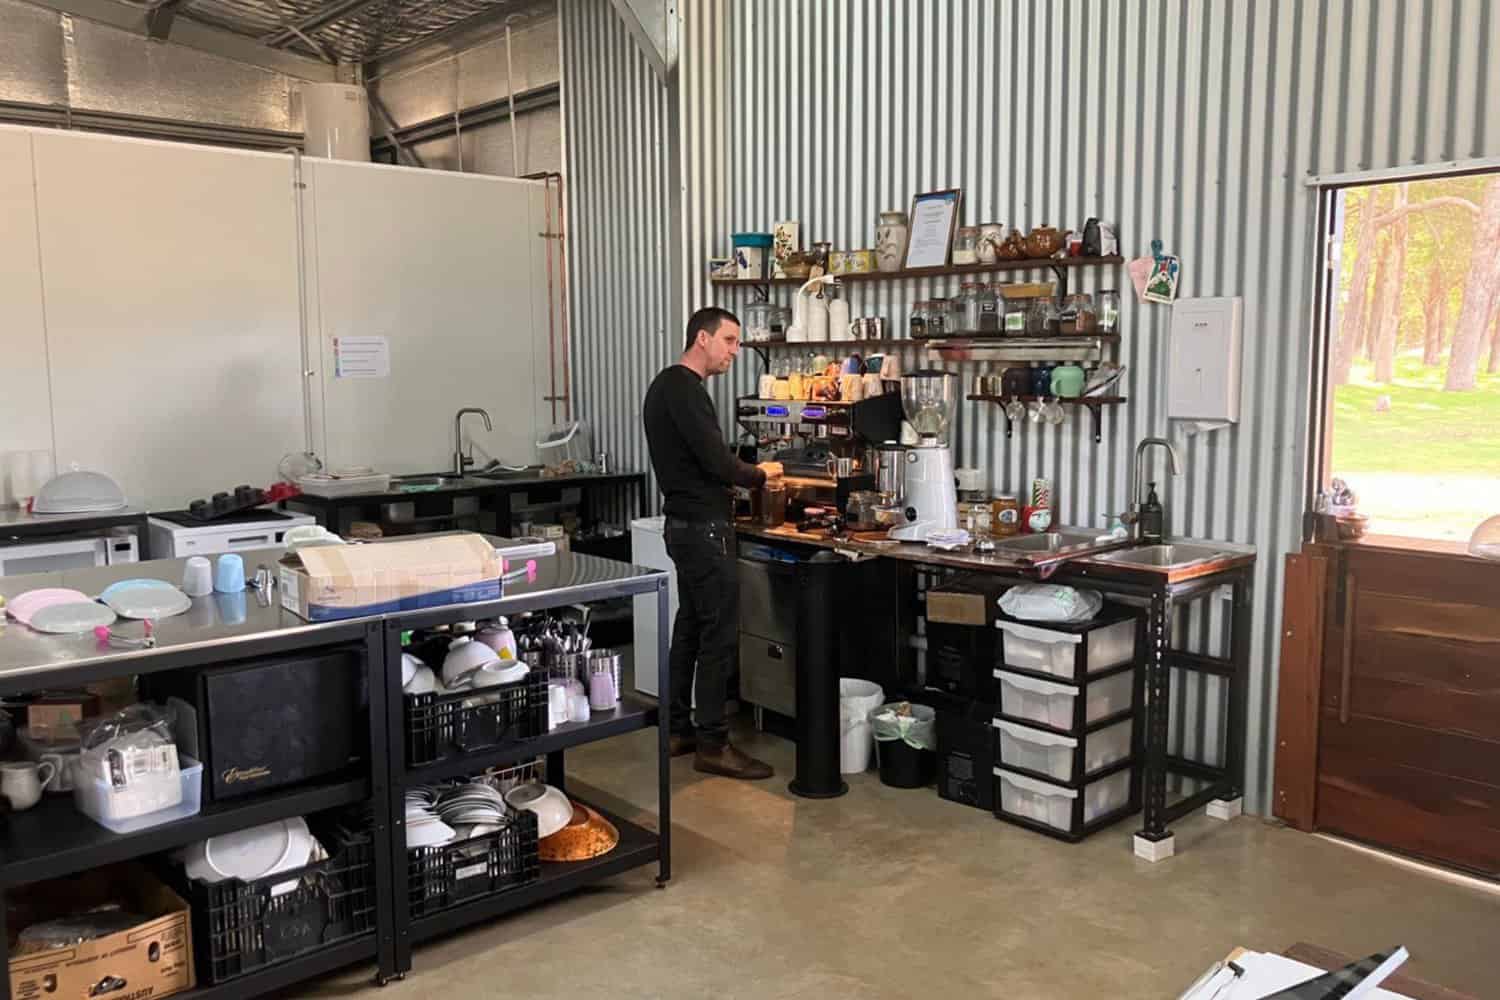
[992,718,1134,784]
[994,605,1140,683]
[994,668,1136,732]
[993,766,1136,841]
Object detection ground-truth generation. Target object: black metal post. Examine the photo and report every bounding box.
[1224,573,1253,801]
[656,574,672,885]
[384,624,415,977]
[547,751,567,794]
[365,622,399,985]
[788,553,848,799]
[1137,588,1173,841]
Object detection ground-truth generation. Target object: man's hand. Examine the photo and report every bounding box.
[757,461,785,482]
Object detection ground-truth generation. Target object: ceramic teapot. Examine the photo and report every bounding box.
[1023,224,1070,258]
[997,229,1027,260]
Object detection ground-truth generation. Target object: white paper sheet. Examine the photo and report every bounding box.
[1228,952,1412,999]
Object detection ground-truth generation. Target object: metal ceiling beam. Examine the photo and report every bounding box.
[368,80,558,153]
[144,0,188,40]
[19,0,338,80]
[261,0,381,49]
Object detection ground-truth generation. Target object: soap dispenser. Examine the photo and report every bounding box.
[1141,482,1164,543]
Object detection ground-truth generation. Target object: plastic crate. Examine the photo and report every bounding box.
[994,604,1140,683]
[992,718,1134,784]
[993,766,1135,841]
[171,823,377,985]
[403,673,548,767]
[994,668,1136,733]
[408,809,540,917]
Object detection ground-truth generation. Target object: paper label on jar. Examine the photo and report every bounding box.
[1004,312,1025,331]
[1102,305,1119,328]
[996,508,1019,524]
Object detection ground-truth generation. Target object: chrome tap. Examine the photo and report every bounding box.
[453,407,493,475]
[1124,436,1182,540]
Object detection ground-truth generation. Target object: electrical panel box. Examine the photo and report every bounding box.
[1167,297,1243,424]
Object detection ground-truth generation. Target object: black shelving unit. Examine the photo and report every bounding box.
[0,550,672,999]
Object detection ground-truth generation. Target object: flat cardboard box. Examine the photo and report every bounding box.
[8,864,194,1000]
[280,531,502,622]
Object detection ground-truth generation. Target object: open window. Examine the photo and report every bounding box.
[1309,169,1500,544]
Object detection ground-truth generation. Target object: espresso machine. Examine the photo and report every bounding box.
[888,370,959,541]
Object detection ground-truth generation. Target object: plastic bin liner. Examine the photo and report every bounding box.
[871,702,936,750]
[997,584,1103,623]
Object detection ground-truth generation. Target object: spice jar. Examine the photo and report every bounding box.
[1097,289,1120,334]
[876,211,908,272]
[953,226,980,265]
[991,494,1021,537]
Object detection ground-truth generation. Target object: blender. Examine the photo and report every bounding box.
[888,370,959,541]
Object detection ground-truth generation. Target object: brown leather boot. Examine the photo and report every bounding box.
[668,734,697,757]
[694,742,774,780]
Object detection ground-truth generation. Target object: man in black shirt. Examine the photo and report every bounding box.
[643,306,781,779]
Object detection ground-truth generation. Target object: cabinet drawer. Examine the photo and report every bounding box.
[739,631,795,717]
[738,557,797,644]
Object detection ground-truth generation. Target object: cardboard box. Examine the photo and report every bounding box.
[24,691,100,740]
[279,532,502,622]
[8,864,194,1000]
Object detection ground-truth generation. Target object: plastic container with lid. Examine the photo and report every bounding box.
[33,469,126,514]
[732,232,774,280]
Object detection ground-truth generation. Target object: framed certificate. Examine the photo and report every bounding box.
[903,189,963,269]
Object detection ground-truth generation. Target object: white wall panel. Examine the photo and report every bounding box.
[30,129,304,507]
[0,128,54,504]
[305,159,549,474]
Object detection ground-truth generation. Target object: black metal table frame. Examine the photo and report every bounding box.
[0,573,671,1000]
[1,510,153,559]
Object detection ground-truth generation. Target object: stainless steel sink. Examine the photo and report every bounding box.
[1090,542,1232,569]
[990,529,1107,553]
[474,466,542,480]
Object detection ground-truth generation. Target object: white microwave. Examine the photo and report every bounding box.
[0,530,139,578]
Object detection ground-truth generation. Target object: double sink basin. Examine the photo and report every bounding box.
[985,528,1237,571]
[390,467,544,493]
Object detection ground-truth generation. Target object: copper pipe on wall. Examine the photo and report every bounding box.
[533,170,571,425]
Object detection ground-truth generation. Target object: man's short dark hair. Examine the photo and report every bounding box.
[684,306,740,352]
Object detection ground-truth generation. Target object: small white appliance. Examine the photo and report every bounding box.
[147,508,316,558]
[889,370,960,542]
[629,516,679,699]
[0,530,139,578]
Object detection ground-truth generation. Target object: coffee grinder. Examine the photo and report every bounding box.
[888,370,959,541]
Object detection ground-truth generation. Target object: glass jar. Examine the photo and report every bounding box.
[1097,289,1120,334]
[991,494,1021,537]
[953,226,980,265]
[909,301,929,340]
[975,283,1001,334]
[927,298,949,338]
[744,301,776,344]
[1060,293,1095,334]
[1029,296,1062,336]
[876,211,908,272]
[954,282,982,333]
[1002,294,1028,335]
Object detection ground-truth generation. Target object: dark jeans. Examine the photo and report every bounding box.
[664,517,737,746]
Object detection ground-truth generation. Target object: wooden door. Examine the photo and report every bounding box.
[1315,543,1500,877]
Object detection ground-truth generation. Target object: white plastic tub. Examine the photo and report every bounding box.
[994,766,1133,833]
[996,617,1137,680]
[75,755,203,833]
[994,668,1137,730]
[838,678,885,773]
[993,718,1134,782]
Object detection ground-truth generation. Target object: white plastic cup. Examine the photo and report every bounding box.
[182,557,213,597]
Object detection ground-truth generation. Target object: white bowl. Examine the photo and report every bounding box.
[404,666,439,696]
[401,653,424,687]
[442,637,499,687]
[503,782,572,838]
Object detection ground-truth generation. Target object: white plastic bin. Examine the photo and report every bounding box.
[995,671,1078,729]
[1085,668,1136,722]
[996,617,1136,680]
[838,679,885,773]
[75,755,203,833]
[994,718,1134,782]
[995,768,1076,832]
[1082,767,1132,823]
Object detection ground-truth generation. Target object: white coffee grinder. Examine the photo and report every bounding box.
[888,370,959,541]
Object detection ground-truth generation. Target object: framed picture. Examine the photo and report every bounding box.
[903,189,963,269]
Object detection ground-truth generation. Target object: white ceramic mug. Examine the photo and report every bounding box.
[1,760,54,811]
[38,752,76,793]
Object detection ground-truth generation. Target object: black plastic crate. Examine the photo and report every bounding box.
[404,672,548,767]
[169,823,377,985]
[407,809,540,917]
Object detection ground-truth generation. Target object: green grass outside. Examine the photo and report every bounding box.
[1331,352,1500,475]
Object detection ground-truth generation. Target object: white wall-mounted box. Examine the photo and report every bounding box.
[1167,296,1243,424]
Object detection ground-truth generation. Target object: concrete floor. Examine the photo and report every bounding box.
[314,722,1499,999]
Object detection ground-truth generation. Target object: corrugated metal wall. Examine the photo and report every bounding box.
[560,0,674,489]
[566,0,1500,813]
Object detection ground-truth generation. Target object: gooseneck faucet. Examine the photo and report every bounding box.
[1126,436,1182,539]
[453,407,494,475]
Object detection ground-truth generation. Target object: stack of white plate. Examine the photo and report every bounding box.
[181,817,322,895]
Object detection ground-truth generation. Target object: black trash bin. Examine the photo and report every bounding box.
[872,702,937,789]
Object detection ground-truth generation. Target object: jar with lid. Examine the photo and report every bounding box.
[1001,294,1028,335]
[958,500,992,537]
[1060,293,1096,334]
[744,301,776,344]
[927,298,949,338]
[1097,290,1120,334]
[909,301,929,340]
[952,226,980,265]
[975,283,1001,334]
[1029,296,1062,336]
[991,494,1021,537]
[954,282,982,333]
[876,211,908,272]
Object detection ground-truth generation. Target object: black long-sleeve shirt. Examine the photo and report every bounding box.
[643,364,765,521]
